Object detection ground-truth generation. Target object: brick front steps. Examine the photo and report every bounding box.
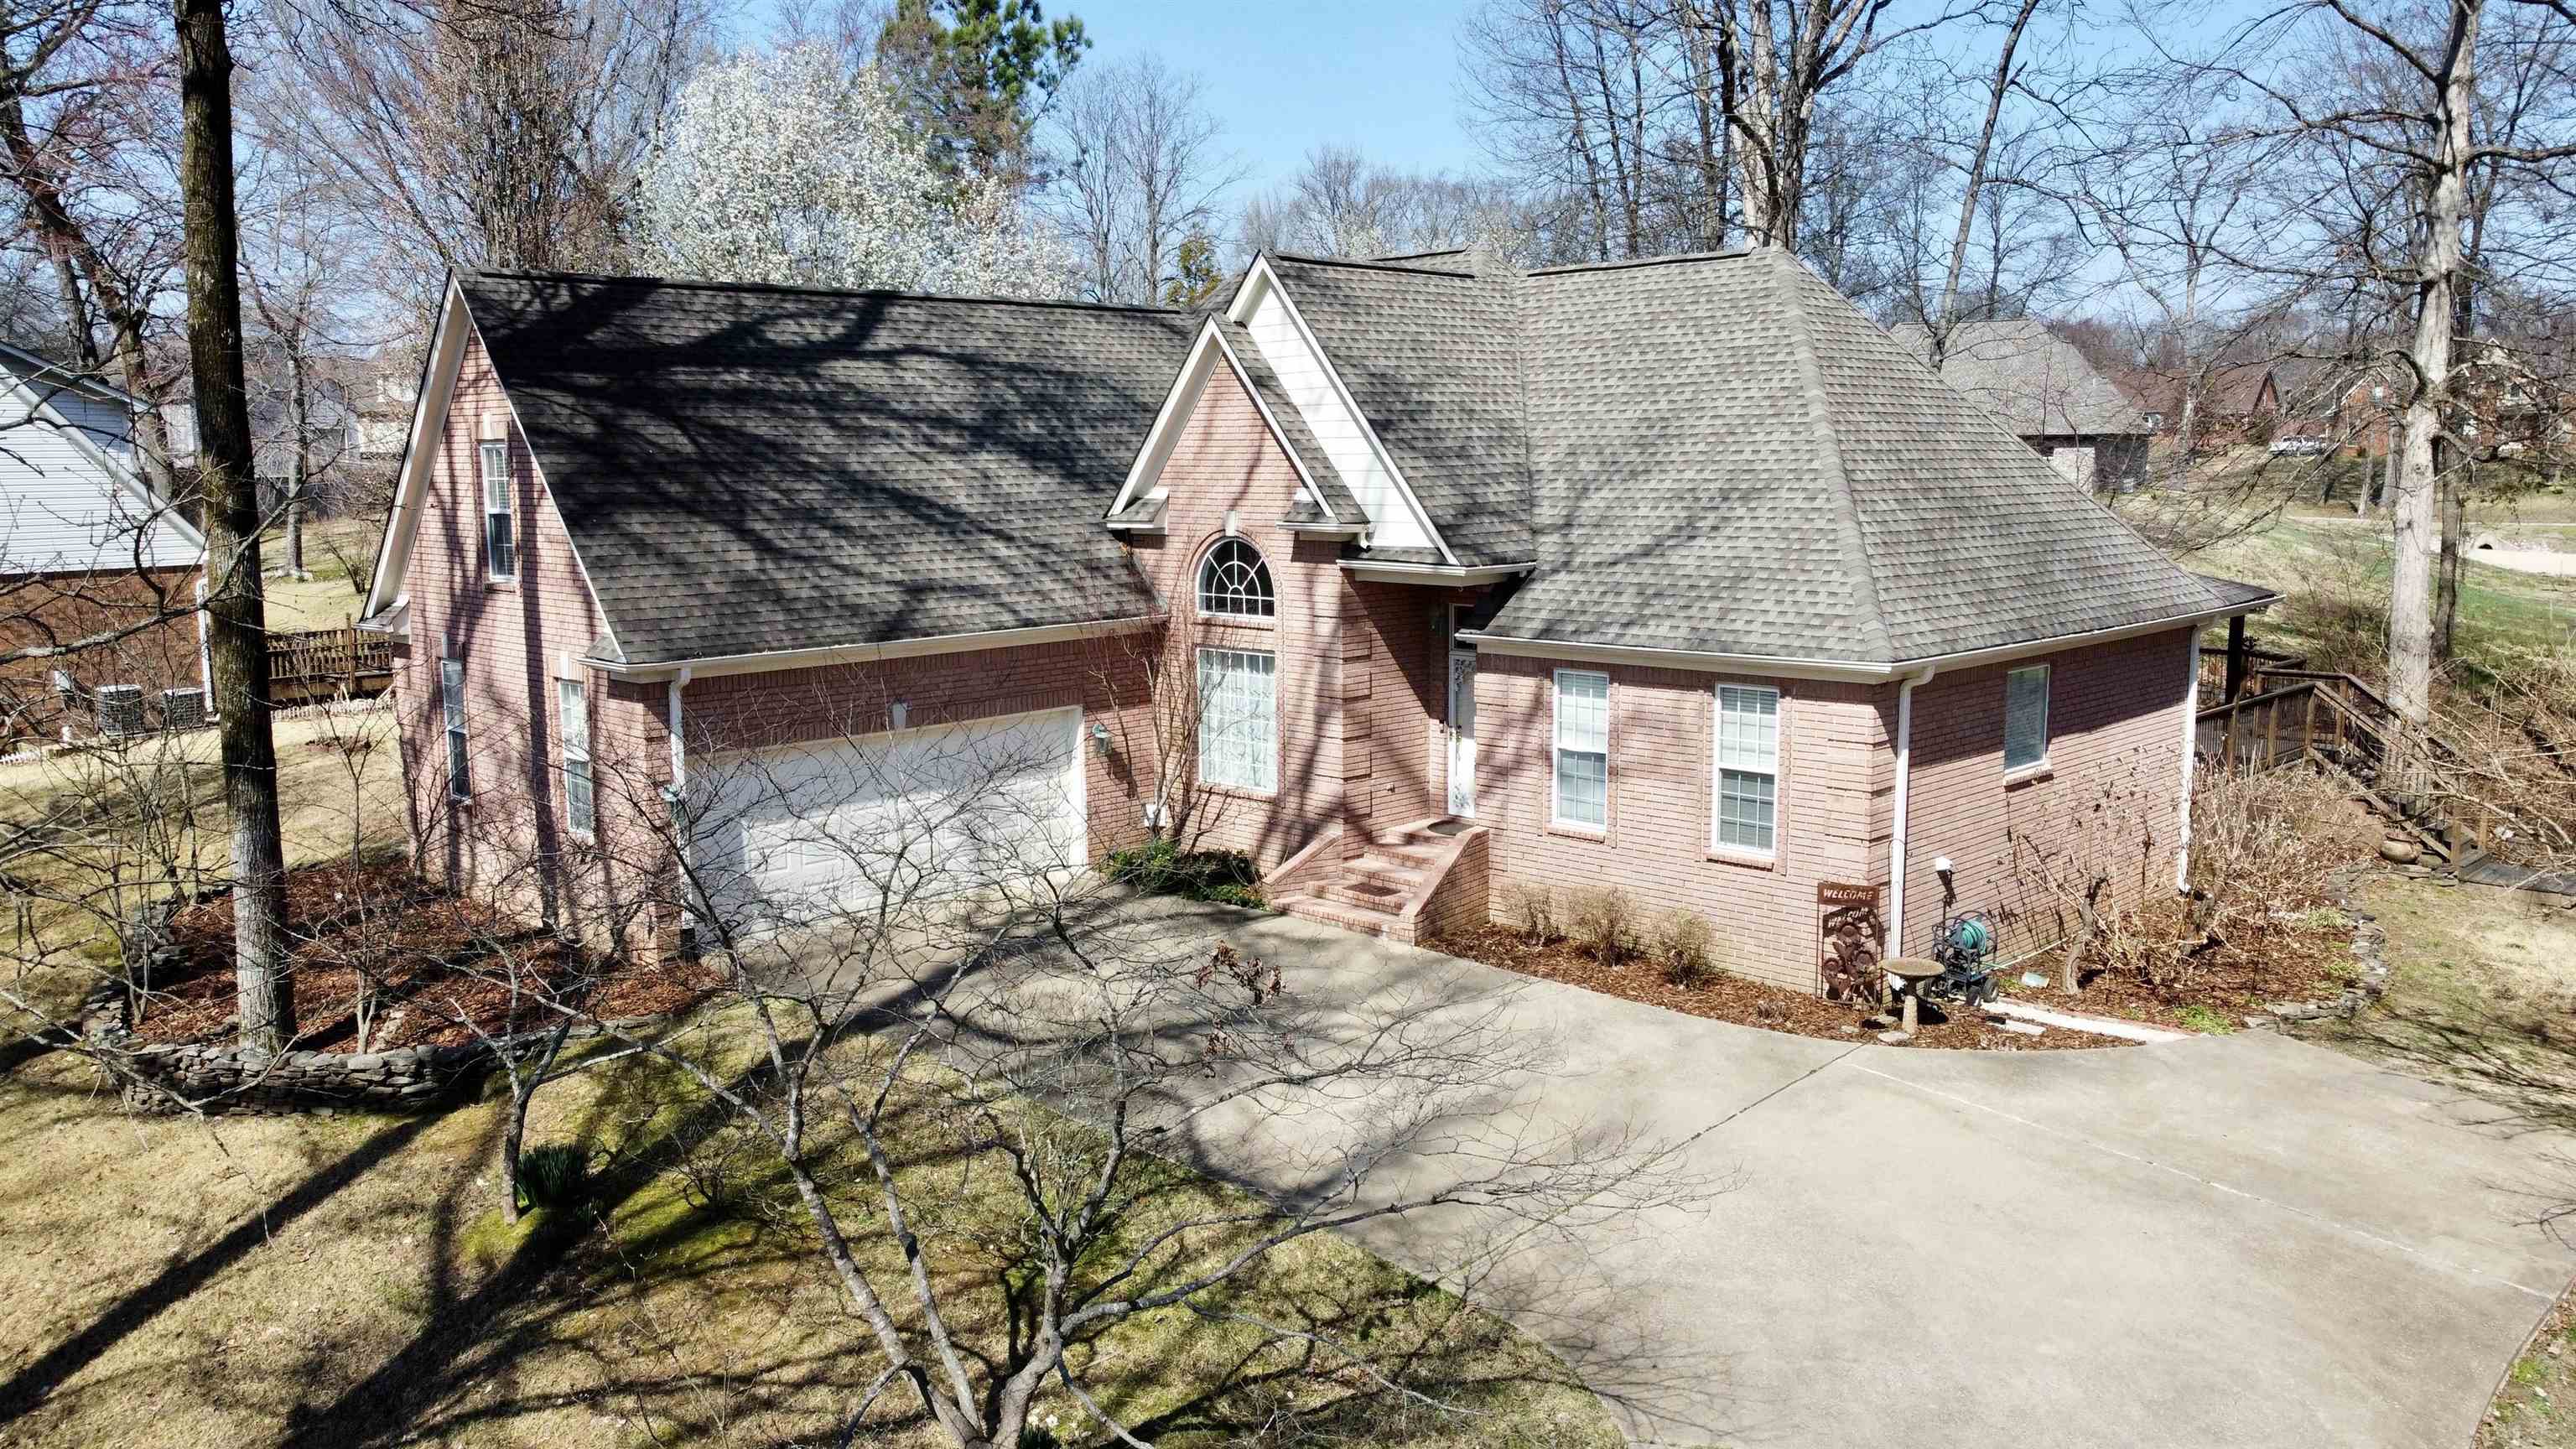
[1271,818,1489,946]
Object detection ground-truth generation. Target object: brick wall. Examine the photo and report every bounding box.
[0,565,205,740]
[1894,626,2194,962]
[1473,657,1890,994]
[393,325,672,954]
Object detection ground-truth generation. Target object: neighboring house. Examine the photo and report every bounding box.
[1893,319,2153,491]
[363,250,2274,995]
[0,343,210,742]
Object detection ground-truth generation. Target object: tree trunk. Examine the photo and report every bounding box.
[1932,0,2042,359]
[2386,0,2480,739]
[178,0,292,1052]
[2435,475,2464,660]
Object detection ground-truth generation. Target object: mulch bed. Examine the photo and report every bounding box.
[2005,894,2361,1032]
[1427,923,2127,1050]
[129,862,719,1053]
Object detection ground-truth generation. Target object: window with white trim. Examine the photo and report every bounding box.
[1196,538,1275,619]
[2005,664,2050,771]
[1552,669,1609,829]
[480,439,516,581]
[1714,684,1779,854]
[1197,647,1277,791]
[559,678,594,838]
[441,657,470,799]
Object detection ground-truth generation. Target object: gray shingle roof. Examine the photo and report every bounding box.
[457,273,1189,666]
[1890,319,2148,439]
[1264,256,1534,567]
[1466,250,2224,664]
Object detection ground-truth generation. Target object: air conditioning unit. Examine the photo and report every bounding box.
[94,685,145,738]
[158,688,207,731]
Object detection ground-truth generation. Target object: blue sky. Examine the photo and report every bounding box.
[1067,0,1485,195]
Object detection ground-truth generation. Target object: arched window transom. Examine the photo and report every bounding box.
[1197,538,1275,620]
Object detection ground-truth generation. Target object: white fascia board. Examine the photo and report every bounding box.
[1287,522,1366,539]
[0,368,206,562]
[1462,596,2277,681]
[362,278,470,618]
[1109,318,1338,526]
[585,614,1161,683]
[1343,559,1534,587]
[1229,257,1455,564]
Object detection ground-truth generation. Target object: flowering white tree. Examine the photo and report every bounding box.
[634,45,1069,297]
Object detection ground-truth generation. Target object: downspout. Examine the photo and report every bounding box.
[667,667,694,941]
[1887,665,1938,958]
[2175,634,2199,892]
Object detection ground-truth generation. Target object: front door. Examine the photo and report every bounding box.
[1447,648,1478,817]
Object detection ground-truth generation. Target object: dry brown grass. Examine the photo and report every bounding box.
[0,699,1616,1448]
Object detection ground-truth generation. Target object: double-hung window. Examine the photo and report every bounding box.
[480,439,516,581]
[1714,684,1779,854]
[1197,647,1276,792]
[441,657,470,800]
[559,678,594,838]
[1552,669,1609,829]
[2005,663,2050,773]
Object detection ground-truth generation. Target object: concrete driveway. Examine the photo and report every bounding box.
[1065,897,2576,1448]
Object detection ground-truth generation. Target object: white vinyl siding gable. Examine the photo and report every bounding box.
[1197,648,1277,792]
[2006,664,2050,772]
[1713,685,1779,854]
[1552,669,1609,829]
[1239,280,1438,551]
[0,361,197,574]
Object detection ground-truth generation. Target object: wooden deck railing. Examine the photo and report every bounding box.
[2196,667,2502,863]
[2195,644,2307,704]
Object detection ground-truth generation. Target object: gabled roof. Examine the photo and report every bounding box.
[1261,255,1534,567]
[1890,319,2149,439]
[444,272,1190,667]
[1456,250,2225,665]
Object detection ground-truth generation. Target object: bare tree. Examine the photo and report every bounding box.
[1238,145,1530,262]
[1047,53,1241,305]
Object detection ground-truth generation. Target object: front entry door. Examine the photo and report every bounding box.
[1447,649,1478,817]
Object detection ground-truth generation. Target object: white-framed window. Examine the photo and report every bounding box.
[2005,663,2051,773]
[1197,538,1275,620]
[480,439,516,581]
[1552,669,1609,829]
[440,657,470,800]
[559,677,594,839]
[1714,684,1779,854]
[1197,647,1277,792]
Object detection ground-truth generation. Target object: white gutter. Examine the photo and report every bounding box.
[1888,665,1936,958]
[667,667,694,936]
[2174,633,2200,892]
[584,615,1160,683]
[1462,595,2277,683]
[1341,560,1535,587]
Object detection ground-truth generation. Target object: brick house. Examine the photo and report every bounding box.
[1893,319,2153,491]
[0,343,209,743]
[363,247,2275,993]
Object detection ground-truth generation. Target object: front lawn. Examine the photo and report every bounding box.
[0,693,1616,1446]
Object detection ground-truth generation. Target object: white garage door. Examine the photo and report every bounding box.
[692,707,1088,934]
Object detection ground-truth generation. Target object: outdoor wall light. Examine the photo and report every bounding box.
[1090,722,1113,757]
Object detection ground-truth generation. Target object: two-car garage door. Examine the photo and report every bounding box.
[691,707,1088,934]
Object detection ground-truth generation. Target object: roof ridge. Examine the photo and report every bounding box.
[465,268,1189,317]
[1265,251,1478,279]
[1770,250,1895,662]
[1526,247,1759,277]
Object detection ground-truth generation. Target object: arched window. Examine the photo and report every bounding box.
[1197,538,1275,620]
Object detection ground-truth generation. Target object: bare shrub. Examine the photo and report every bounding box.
[1655,910,1717,987]
[1566,886,1639,967]
[1503,879,1557,945]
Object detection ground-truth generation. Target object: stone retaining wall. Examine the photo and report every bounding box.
[2244,862,2392,1028]
[80,973,492,1116]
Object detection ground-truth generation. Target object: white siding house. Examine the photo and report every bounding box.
[0,344,200,576]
